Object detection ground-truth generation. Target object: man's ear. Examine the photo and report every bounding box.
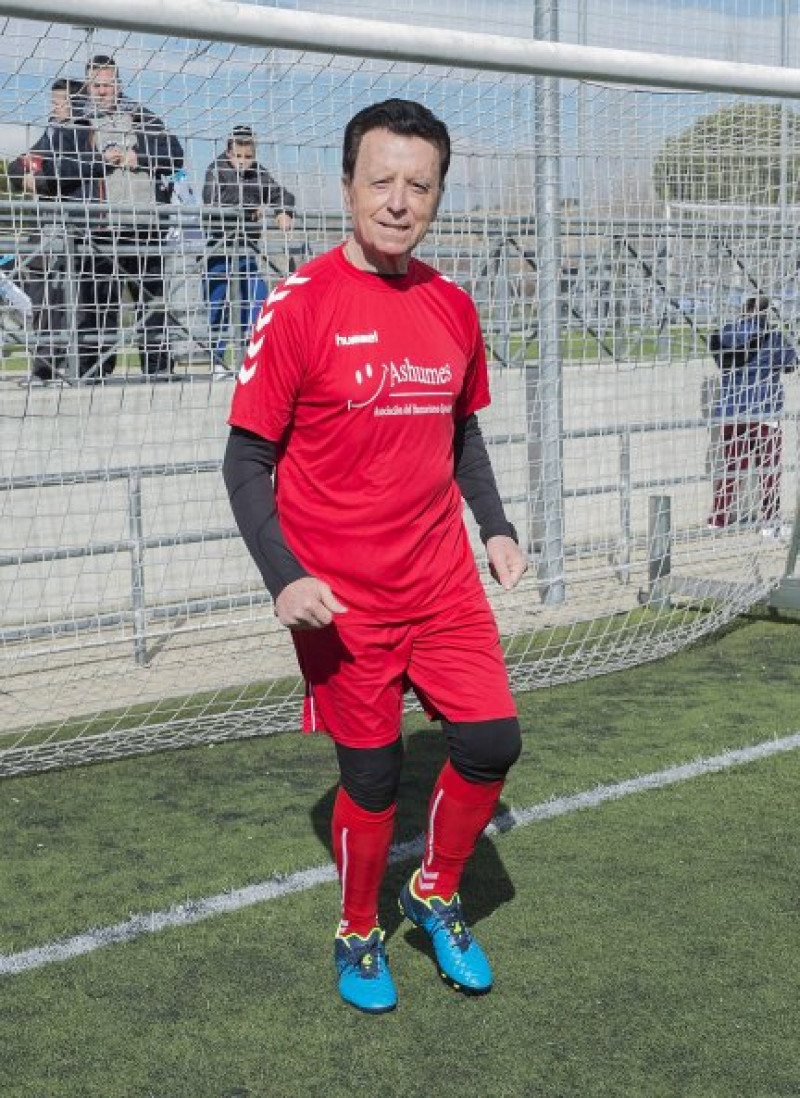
[341,176,352,213]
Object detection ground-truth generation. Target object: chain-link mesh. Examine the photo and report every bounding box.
[1,1,799,775]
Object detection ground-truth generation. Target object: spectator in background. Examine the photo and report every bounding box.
[8,77,99,385]
[202,125,294,376]
[8,78,93,201]
[708,294,796,536]
[75,54,184,379]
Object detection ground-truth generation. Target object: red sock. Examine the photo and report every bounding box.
[332,786,395,938]
[415,761,504,901]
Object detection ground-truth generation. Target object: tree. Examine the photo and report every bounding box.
[653,101,800,206]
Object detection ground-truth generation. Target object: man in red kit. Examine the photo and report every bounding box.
[223,99,527,1014]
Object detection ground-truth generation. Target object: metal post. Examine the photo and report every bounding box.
[529,0,565,604]
[617,430,632,583]
[778,0,790,223]
[491,236,513,366]
[63,227,81,380]
[768,480,800,611]
[128,472,147,665]
[577,0,587,214]
[231,233,244,366]
[646,494,672,608]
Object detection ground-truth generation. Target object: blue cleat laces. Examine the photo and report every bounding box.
[334,927,398,1014]
[398,872,494,994]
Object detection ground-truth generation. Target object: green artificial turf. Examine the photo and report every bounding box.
[1,609,799,1098]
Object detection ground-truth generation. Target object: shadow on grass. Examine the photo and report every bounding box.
[309,724,516,959]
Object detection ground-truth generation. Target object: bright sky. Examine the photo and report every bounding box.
[0,0,795,209]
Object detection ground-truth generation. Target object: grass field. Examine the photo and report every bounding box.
[2,608,800,1098]
[495,324,705,364]
[2,323,703,380]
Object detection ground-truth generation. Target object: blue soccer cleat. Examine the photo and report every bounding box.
[398,871,493,994]
[334,927,398,1014]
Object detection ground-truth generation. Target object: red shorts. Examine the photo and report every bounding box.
[291,594,516,748]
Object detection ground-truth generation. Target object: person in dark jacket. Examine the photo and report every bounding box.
[8,78,99,384]
[202,125,294,373]
[708,294,796,534]
[8,78,95,202]
[74,54,184,379]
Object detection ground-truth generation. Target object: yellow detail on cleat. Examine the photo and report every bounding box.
[335,926,382,945]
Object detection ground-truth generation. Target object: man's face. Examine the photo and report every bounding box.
[86,67,119,110]
[227,141,256,172]
[50,89,71,123]
[342,128,442,275]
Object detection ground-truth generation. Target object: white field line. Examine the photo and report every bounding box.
[3,731,800,977]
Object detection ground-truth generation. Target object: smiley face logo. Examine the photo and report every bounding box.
[347,363,388,410]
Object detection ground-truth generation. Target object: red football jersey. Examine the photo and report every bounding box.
[228,244,492,621]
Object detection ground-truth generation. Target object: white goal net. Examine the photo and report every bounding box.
[1,0,799,775]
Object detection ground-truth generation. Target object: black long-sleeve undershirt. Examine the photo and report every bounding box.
[222,427,309,599]
[222,416,516,600]
[453,415,518,545]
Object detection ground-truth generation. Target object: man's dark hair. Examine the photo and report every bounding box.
[342,98,451,186]
[51,77,83,93]
[49,78,84,115]
[743,294,770,316]
[231,125,255,142]
[86,54,117,74]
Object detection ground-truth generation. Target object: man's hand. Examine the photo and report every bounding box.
[274,211,294,233]
[486,535,528,591]
[274,576,347,629]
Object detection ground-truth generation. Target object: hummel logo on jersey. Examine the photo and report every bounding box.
[238,327,268,384]
[239,327,267,384]
[237,273,311,386]
[246,335,265,359]
[265,288,290,309]
[336,330,379,346]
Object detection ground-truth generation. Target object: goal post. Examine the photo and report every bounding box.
[5,0,800,97]
[1,0,799,777]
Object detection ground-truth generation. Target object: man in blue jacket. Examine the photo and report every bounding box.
[708,295,796,534]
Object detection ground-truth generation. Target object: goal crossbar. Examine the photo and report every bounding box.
[3,0,800,100]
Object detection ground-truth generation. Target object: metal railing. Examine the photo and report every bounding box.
[6,410,795,664]
[0,200,311,378]
[0,459,244,664]
[3,200,800,659]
